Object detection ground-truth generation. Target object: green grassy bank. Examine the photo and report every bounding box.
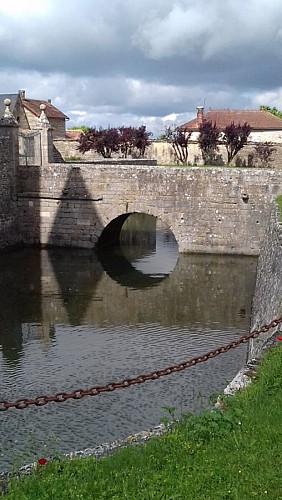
[3,343,282,499]
[276,195,282,221]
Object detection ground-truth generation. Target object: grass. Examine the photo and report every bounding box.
[64,156,81,162]
[276,195,282,222]
[157,163,250,169]
[3,343,282,499]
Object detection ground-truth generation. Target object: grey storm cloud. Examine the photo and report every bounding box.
[0,0,282,135]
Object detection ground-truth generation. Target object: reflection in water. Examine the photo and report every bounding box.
[100,214,179,286]
[131,227,178,277]
[121,216,179,278]
[0,238,257,470]
[98,247,166,289]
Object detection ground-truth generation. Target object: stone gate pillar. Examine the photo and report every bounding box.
[33,104,54,164]
[0,98,21,248]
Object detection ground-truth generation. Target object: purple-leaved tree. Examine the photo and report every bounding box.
[198,121,221,165]
[222,122,251,164]
[164,125,192,165]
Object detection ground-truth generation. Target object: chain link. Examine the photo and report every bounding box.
[1,316,281,412]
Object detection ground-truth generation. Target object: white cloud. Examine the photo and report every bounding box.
[252,88,282,110]
[1,0,282,137]
[0,0,49,16]
[162,114,178,122]
[134,3,216,58]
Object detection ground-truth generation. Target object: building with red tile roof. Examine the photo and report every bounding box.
[180,107,282,133]
[65,130,83,141]
[0,90,69,139]
[0,91,69,139]
[19,90,69,139]
[177,106,282,165]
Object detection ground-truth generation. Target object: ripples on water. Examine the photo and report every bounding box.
[0,222,257,470]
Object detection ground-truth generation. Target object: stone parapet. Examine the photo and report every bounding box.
[17,164,282,254]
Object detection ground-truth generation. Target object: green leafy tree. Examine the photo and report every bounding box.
[69,125,90,133]
[259,105,282,119]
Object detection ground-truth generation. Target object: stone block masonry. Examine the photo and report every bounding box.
[0,105,21,250]
[1,98,282,256]
[249,204,282,360]
[221,203,282,395]
[17,163,282,254]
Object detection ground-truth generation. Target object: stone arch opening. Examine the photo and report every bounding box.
[97,213,132,249]
[97,212,179,288]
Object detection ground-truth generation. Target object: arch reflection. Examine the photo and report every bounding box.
[98,214,179,289]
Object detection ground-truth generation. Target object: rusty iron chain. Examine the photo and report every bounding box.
[1,316,281,412]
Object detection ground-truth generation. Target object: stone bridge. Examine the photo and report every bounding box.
[17,162,282,255]
[1,100,282,255]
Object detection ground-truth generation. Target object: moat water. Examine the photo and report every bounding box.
[0,220,257,470]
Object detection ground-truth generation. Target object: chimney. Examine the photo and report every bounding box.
[47,99,51,104]
[196,106,204,127]
[19,89,25,99]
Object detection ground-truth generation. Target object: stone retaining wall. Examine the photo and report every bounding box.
[249,205,282,360]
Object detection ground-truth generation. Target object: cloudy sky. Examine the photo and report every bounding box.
[1,0,282,136]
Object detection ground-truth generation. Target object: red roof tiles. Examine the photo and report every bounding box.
[22,98,69,120]
[181,109,282,130]
[65,130,83,140]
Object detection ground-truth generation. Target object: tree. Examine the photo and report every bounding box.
[198,121,221,164]
[254,142,277,167]
[259,105,282,119]
[164,125,192,165]
[78,127,120,158]
[69,125,90,133]
[222,122,251,164]
[118,126,136,158]
[77,125,152,158]
[132,125,152,157]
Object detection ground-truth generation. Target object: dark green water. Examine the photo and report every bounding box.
[0,227,257,470]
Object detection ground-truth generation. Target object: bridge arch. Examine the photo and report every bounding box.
[97,211,179,287]
[97,211,177,250]
[98,213,132,249]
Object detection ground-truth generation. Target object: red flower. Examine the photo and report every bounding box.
[38,458,47,465]
[277,335,282,341]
